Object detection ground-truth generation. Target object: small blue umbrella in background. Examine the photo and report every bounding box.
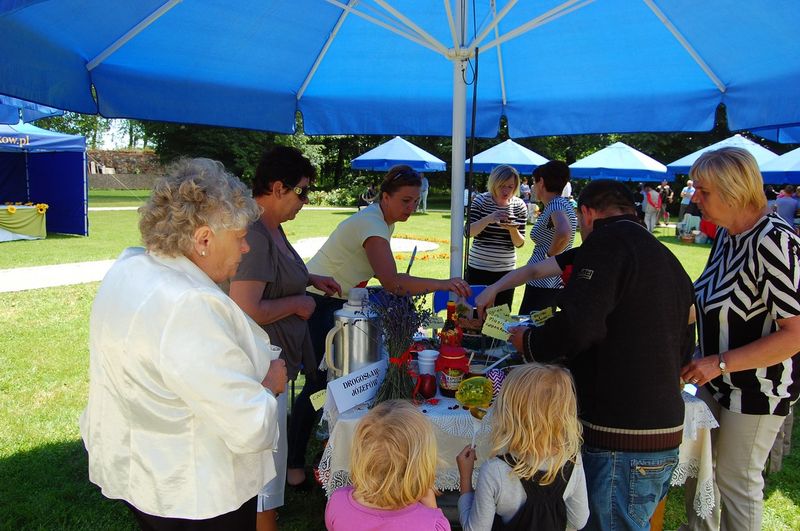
[350,136,446,172]
[0,95,63,125]
[760,147,800,185]
[667,134,778,176]
[569,142,667,182]
[466,139,548,174]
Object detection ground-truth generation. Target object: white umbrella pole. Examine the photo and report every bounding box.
[450,57,467,279]
[449,0,467,279]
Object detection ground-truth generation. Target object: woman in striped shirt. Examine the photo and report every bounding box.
[466,165,528,310]
[518,161,577,315]
[681,148,800,531]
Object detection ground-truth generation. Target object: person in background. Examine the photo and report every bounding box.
[774,184,798,230]
[657,179,674,225]
[456,363,589,531]
[765,185,778,212]
[518,161,577,315]
[680,148,800,531]
[357,183,378,211]
[520,177,533,222]
[228,146,341,528]
[325,400,451,531]
[465,164,528,310]
[643,182,661,232]
[679,179,696,220]
[418,172,430,213]
[81,158,288,530]
[293,165,471,488]
[510,179,695,530]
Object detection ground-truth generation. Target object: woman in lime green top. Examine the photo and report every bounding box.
[287,166,471,487]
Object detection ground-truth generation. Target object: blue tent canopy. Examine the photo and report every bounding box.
[466,140,548,174]
[569,142,667,182]
[0,95,63,124]
[0,122,88,236]
[351,136,446,172]
[760,147,800,185]
[667,134,778,175]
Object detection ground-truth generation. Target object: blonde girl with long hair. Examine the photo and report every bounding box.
[325,400,451,530]
[456,364,589,530]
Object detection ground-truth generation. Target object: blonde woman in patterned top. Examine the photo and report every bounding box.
[681,147,800,531]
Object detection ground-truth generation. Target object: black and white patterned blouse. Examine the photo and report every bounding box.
[467,192,528,272]
[526,196,577,289]
[695,213,800,415]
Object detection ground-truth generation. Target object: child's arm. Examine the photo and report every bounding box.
[564,457,590,530]
[457,458,506,531]
[456,445,476,493]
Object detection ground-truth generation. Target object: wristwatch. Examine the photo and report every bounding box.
[718,353,728,374]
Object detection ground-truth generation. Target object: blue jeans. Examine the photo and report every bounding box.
[581,445,678,530]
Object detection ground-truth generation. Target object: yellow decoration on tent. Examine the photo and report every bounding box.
[7,205,16,214]
[36,203,49,214]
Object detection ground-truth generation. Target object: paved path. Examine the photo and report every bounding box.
[0,237,439,293]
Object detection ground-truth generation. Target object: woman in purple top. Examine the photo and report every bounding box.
[325,400,451,531]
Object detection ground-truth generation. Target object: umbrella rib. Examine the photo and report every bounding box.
[444,0,459,49]
[86,0,182,71]
[480,0,593,53]
[372,0,448,55]
[642,0,726,93]
[467,0,518,50]
[298,0,357,101]
[492,3,508,107]
[324,0,444,55]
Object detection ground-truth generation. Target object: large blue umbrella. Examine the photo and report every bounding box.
[0,95,63,125]
[751,125,800,144]
[351,136,446,172]
[466,139,548,174]
[2,1,799,275]
[570,142,667,182]
[667,134,778,175]
[760,147,800,185]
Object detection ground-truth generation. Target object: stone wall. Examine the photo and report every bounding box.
[87,149,164,189]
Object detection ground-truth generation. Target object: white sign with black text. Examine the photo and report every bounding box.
[327,359,388,413]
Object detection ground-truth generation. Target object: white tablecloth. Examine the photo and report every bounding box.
[670,390,719,519]
[319,389,719,518]
[319,396,492,496]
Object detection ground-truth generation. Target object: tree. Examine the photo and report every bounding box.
[37,112,111,148]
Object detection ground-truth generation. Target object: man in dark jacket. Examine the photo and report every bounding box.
[511,179,694,531]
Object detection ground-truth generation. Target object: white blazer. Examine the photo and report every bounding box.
[80,247,280,518]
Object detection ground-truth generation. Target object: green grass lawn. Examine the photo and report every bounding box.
[2,209,798,530]
[88,189,150,207]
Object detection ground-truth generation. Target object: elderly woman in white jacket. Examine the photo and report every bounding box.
[80,158,287,529]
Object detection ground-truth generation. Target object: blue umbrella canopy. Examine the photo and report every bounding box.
[351,136,446,172]
[569,142,667,182]
[750,124,800,144]
[466,139,548,174]
[3,1,799,275]
[760,147,800,185]
[667,134,778,175]
[0,95,63,125]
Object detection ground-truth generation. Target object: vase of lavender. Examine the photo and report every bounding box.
[366,290,433,404]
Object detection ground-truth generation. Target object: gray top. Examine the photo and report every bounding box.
[233,221,314,379]
[458,454,589,531]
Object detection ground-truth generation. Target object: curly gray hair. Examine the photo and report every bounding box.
[138,158,260,256]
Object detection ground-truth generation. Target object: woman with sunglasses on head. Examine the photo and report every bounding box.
[229,146,340,531]
[284,165,472,489]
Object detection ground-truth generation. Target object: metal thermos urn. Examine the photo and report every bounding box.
[324,288,382,378]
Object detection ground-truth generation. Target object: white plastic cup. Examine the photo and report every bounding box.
[417,350,439,375]
[267,344,282,361]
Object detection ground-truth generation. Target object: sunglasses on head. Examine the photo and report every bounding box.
[391,168,420,181]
